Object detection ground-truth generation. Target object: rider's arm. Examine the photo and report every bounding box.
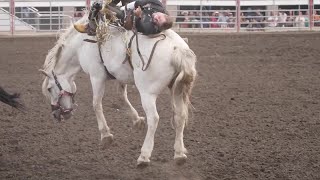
[134,0,163,8]
[109,0,121,7]
[133,6,143,18]
[134,0,167,15]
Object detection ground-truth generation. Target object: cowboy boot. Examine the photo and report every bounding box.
[74,19,98,36]
[74,2,102,35]
[74,24,87,33]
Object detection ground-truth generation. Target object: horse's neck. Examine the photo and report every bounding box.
[55,59,80,79]
[54,31,83,79]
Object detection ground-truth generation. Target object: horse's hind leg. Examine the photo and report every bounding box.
[137,93,159,167]
[171,91,188,165]
[119,83,145,130]
[90,77,113,149]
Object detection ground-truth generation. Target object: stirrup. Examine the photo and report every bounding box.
[74,24,87,33]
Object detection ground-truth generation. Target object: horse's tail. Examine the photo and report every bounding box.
[0,86,24,111]
[170,47,197,128]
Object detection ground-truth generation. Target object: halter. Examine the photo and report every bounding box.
[51,71,75,115]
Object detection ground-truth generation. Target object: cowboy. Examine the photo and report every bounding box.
[74,0,130,36]
[74,0,173,35]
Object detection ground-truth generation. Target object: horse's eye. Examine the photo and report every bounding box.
[48,88,52,93]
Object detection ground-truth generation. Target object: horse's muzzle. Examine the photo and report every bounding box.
[51,104,73,121]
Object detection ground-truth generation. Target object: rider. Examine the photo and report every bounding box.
[74,0,173,35]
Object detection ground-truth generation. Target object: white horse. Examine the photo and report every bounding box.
[40,14,197,166]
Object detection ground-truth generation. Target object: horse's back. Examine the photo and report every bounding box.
[163,29,189,49]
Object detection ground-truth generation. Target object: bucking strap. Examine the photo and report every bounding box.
[122,32,166,71]
[136,33,166,71]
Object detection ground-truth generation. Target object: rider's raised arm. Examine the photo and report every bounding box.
[109,0,133,7]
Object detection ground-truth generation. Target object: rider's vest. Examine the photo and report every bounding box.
[134,0,168,35]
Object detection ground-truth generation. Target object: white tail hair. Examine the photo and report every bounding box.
[170,47,197,128]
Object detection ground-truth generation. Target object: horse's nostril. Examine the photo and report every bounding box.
[62,110,72,120]
[62,109,73,114]
[52,109,62,121]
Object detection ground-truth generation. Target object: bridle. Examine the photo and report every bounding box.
[51,71,75,115]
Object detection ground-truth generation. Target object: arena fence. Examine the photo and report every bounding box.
[0,0,319,35]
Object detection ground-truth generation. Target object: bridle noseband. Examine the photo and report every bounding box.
[51,71,75,114]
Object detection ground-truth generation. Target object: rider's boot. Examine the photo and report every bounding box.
[74,2,102,36]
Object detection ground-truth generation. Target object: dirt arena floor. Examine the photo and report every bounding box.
[0,32,320,180]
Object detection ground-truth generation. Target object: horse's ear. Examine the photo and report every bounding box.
[39,69,49,77]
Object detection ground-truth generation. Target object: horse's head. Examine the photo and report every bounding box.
[41,70,77,121]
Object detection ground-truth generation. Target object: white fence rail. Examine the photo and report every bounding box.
[0,0,320,35]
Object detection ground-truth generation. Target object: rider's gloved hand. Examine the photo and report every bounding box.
[89,2,102,20]
[92,2,102,11]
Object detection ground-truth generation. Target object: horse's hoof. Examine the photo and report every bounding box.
[100,134,114,149]
[137,155,150,168]
[174,154,187,165]
[137,160,150,168]
[133,117,146,130]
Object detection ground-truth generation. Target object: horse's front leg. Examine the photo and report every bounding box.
[90,76,113,149]
[119,83,145,130]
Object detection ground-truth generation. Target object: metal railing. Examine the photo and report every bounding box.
[171,0,320,32]
[171,8,320,32]
[0,0,320,35]
[0,0,87,35]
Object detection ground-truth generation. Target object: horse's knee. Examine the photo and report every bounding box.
[92,101,102,112]
[146,114,159,130]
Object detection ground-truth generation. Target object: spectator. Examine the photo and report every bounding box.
[218,12,229,28]
[227,12,235,28]
[254,10,264,29]
[202,12,210,28]
[267,11,278,27]
[211,11,219,28]
[180,11,190,28]
[305,11,309,27]
[240,12,249,27]
[278,11,287,27]
[190,11,200,28]
[286,10,295,27]
[246,7,255,22]
[295,11,306,27]
[313,11,320,26]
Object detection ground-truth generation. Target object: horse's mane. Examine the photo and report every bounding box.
[42,13,88,72]
[41,12,88,99]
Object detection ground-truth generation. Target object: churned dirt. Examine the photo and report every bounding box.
[0,32,319,180]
